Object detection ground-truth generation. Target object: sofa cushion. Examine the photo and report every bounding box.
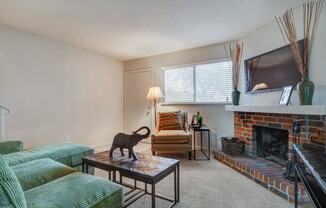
[158,111,184,131]
[4,142,94,167]
[25,172,123,208]
[12,158,77,191]
[0,154,27,208]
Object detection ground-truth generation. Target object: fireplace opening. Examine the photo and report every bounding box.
[254,126,289,166]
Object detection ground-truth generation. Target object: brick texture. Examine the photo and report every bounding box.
[213,151,308,203]
[234,112,326,153]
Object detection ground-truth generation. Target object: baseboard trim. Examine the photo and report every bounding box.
[88,141,112,150]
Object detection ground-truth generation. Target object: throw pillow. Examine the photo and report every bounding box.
[158,111,184,131]
[0,154,27,208]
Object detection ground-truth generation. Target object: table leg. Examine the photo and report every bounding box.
[177,163,180,202]
[85,163,89,174]
[152,183,156,208]
[145,183,148,193]
[193,131,196,160]
[294,154,298,208]
[200,131,203,151]
[113,170,116,182]
[108,171,111,180]
[208,130,210,160]
[174,166,177,202]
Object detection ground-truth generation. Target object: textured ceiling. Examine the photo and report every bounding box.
[0,0,300,60]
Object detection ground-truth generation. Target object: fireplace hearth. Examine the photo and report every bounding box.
[254,126,289,166]
[213,110,325,202]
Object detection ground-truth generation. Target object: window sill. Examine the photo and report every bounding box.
[161,102,231,106]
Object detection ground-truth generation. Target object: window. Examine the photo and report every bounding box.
[163,60,232,104]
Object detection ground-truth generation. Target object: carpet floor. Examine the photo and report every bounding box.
[95,144,312,208]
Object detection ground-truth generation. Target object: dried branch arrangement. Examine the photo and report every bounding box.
[275,0,324,79]
[224,42,244,90]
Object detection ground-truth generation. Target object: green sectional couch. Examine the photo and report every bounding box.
[0,140,123,208]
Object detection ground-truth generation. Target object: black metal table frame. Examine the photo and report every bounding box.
[191,127,210,160]
[82,159,180,208]
[293,145,326,208]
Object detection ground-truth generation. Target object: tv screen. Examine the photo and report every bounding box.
[245,41,303,93]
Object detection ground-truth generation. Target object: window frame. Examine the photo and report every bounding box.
[162,59,233,105]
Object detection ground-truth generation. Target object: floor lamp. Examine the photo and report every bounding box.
[146,87,163,127]
[0,106,10,142]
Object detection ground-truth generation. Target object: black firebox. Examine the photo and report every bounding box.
[254,126,289,166]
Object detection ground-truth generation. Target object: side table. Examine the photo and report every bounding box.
[190,126,210,160]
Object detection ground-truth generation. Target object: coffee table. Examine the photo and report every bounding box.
[82,151,180,208]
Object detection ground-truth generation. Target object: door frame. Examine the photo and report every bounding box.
[124,68,153,132]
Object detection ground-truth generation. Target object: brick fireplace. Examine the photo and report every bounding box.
[213,106,326,202]
[234,112,325,155]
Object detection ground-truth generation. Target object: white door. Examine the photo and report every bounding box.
[124,70,152,138]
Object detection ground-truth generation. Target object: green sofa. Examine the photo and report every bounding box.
[0,140,123,208]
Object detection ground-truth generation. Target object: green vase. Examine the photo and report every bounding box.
[232,89,241,105]
[297,78,314,105]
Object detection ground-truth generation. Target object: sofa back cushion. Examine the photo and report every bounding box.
[0,141,23,155]
[0,154,27,208]
[158,111,185,131]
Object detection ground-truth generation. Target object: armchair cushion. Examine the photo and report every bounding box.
[153,130,191,144]
[0,140,23,155]
[0,154,27,208]
[156,130,190,136]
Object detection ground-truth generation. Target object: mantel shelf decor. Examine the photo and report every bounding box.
[225,105,326,115]
[275,0,324,105]
[224,42,244,106]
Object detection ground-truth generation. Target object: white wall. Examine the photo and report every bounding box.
[0,24,124,148]
[124,44,235,149]
[239,4,326,105]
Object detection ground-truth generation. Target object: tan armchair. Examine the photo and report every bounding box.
[151,111,192,160]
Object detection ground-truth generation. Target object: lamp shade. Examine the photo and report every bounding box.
[146,87,163,100]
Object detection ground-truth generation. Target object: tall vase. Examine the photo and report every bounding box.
[297,78,314,105]
[232,89,241,105]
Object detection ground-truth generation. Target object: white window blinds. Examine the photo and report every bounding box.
[164,66,194,103]
[195,62,233,103]
[163,60,232,104]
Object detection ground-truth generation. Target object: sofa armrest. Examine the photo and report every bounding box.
[0,140,23,155]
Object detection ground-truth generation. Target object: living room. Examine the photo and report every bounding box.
[0,0,325,208]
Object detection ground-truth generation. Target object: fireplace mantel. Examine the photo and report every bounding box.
[225,105,326,115]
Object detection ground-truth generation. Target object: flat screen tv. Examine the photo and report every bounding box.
[245,40,303,93]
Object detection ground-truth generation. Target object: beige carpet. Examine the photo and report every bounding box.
[95,143,312,208]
